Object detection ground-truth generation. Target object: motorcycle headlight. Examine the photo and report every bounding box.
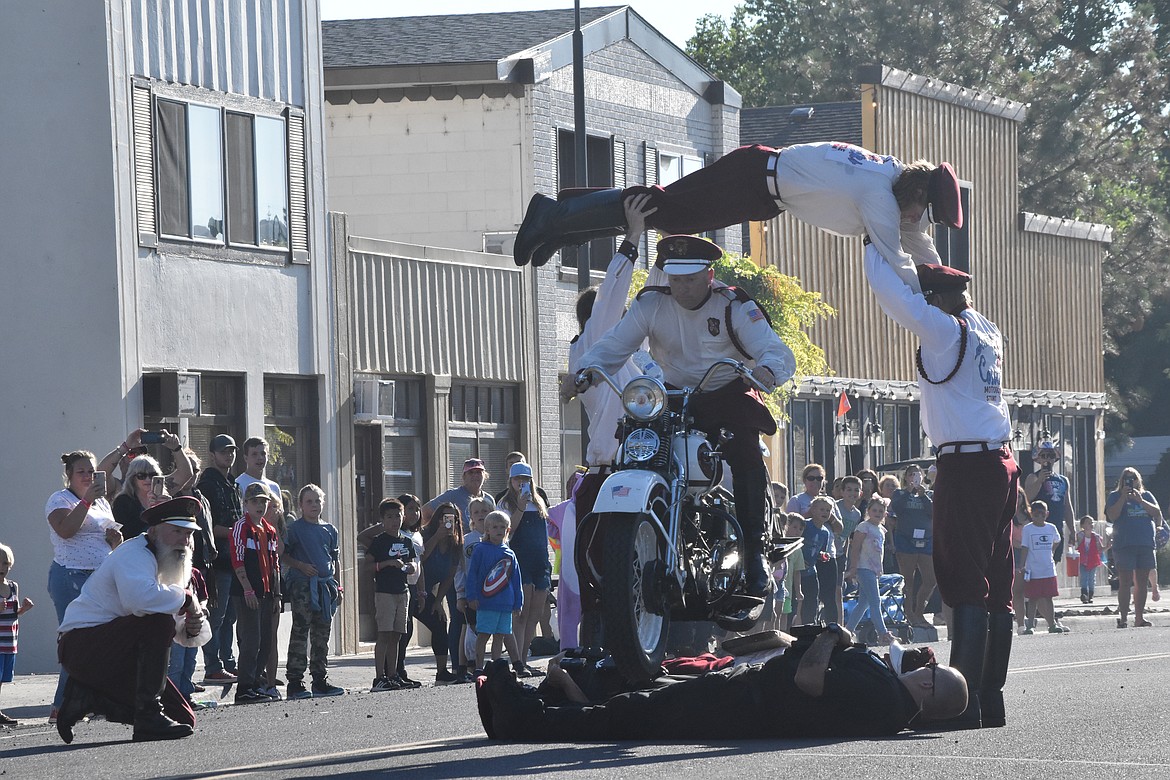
[623,428,660,463]
[621,377,666,422]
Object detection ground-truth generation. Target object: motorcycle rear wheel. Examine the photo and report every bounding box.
[600,512,670,686]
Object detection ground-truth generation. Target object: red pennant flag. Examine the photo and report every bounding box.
[836,391,851,418]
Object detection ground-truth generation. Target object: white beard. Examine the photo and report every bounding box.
[154,540,193,588]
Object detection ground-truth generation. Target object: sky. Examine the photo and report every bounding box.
[319,1,742,50]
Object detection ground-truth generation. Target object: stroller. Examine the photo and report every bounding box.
[842,573,914,645]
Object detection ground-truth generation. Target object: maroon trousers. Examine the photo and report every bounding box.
[59,613,195,726]
[931,447,1020,613]
[626,144,782,235]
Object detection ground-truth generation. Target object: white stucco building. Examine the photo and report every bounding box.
[0,1,344,672]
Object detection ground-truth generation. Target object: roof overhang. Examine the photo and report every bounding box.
[324,7,740,108]
[857,64,1027,123]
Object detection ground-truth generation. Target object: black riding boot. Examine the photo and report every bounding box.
[132,644,193,742]
[939,604,988,730]
[56,677,97,744]
[980,612,1014,728]
[732,465,772,598]
[513,189,625,267]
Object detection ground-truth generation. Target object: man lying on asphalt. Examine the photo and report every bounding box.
[476,624,967,740]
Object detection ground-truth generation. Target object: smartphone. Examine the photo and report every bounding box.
[140,431,166,445]
[151,475,167,500]
[92,471,106,496]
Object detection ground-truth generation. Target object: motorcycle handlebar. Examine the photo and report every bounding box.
[577,358,771,398]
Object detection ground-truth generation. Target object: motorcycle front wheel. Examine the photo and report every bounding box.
[600,512,669,686]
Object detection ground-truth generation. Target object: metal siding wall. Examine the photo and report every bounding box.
[761,85,1105,395]
[348,251,525,382]
[129,0,305,105]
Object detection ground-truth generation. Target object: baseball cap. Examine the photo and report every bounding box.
[463,458,486,474]
[1034,441,1058,457]
[244,482,273,502]
[509,462,533,480]
[210,434,237,452]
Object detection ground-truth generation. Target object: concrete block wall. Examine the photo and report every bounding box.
[325,92,526,250]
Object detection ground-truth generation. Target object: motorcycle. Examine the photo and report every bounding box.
[573,358,803,684]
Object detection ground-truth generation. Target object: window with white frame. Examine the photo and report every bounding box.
[132,78,308,261]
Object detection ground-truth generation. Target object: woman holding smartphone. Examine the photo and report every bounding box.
[112,431,191,539]
[1106,467,1162,628]
[889,464,936,629]
[44,433,137,722]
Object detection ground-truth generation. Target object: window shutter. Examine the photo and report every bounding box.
[285,108,309,263]
[131,78,157,248]
[643,143,659,261]
[612,138,626,189]
[555,127,565,190]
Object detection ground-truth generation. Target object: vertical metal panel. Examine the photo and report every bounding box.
[129,0,306,106]
[759,86,1106,395]
[348,247,526,382]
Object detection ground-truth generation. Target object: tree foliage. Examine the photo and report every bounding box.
[687,0,1170,444]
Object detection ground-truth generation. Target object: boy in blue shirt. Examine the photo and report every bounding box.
[282,484,344,699]
[467,511,523,673]
[800,496,835,624]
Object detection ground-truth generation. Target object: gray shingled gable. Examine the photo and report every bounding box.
[740,101,862,148]
[323,7,626,68]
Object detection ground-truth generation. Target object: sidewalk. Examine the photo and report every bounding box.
[0,643,440,728]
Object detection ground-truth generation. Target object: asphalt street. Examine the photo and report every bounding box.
[2,611,1168,779]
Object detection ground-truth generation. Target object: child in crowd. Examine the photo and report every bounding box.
[457,497,492,679]
[782,513,806,630]
[231,483,284,704]
[283,485,344,699]
[844,497,893,644]
[834,476,864,623]
[800,497,835,625]
[366,498,420,691]
[167,565,207,708]
[467,511,523,673]
[0,543,35,726]
[1075,516,1105,604]
[1020,502,1069,634]
[498,463,551,676]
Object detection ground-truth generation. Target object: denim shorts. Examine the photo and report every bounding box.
[476,609,513,635]
[1113,546,1156,572]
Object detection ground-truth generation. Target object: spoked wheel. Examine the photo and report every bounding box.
[601,512,669,686]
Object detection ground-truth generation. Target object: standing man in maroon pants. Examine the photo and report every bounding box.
[863,232,1018,730]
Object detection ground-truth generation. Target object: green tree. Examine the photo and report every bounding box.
[687,0,1170,445]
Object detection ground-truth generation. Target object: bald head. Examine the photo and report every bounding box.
[899,664,968,722]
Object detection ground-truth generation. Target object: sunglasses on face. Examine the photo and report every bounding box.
[135,472,160,480]
[805,475,825,482]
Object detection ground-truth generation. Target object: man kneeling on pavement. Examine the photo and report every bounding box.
[477,624,968,740]
[56,497,210,743]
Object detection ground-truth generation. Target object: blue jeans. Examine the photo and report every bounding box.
[1079,565,1097,596]
[168,642,198,697]
[201,568,237,674]
[48,562,94,709]
[846,568,888,635]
